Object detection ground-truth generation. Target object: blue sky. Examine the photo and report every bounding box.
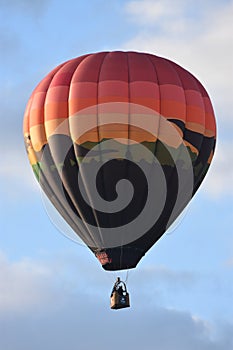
[0,0,233,349]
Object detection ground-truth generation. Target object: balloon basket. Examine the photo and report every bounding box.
[110,277,130,310]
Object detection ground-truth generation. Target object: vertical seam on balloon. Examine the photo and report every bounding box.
[118,51,131,268]
[66,53,107,250]
[139,54,162,239]
[95,52,109,248]
[143,55,173,238]
[126,52,131,145]
[165,59,193,220]
[172,64,209,192]
[146,54,166,216]
[172,63,206,195]
[30,64,66,150]
[68,55,104,248]
[146,54,161,155]
[43,59,97,247]
[166,59,188,134]
[28,65,60,165]
[154,57,186,230]
[125,51,131,245]
[191,83,210,194]
[97,52,109,143]
[167,59,188,137]
[45,61,92,244]
[57,58,96,240]
[28,66,59,166]
[67,55,102,247]
[24,96,42,174]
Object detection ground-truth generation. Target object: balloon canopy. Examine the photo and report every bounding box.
[23,51,216,271]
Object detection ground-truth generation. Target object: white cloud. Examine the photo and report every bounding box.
[0,252,56,313]
[0,251,233,350]
[125,0,184,25]
[124,0,233,126]
[123,0,233,198]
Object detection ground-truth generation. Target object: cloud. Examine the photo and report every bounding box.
[0,252,56,313]
[125,0,185,25]
[0,251,233,350]
[1,309,233,350]
[123,0,233,198]
[124,0,233,126]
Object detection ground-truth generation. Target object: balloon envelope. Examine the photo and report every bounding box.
[23,51,216,270]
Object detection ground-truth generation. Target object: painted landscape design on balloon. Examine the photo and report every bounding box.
[23,52,216,271]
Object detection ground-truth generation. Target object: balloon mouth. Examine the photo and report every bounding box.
[95,247,145,271]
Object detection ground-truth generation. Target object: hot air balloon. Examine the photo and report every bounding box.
[23,52,216,308]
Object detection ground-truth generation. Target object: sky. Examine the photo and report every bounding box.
[0,0,233,349]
